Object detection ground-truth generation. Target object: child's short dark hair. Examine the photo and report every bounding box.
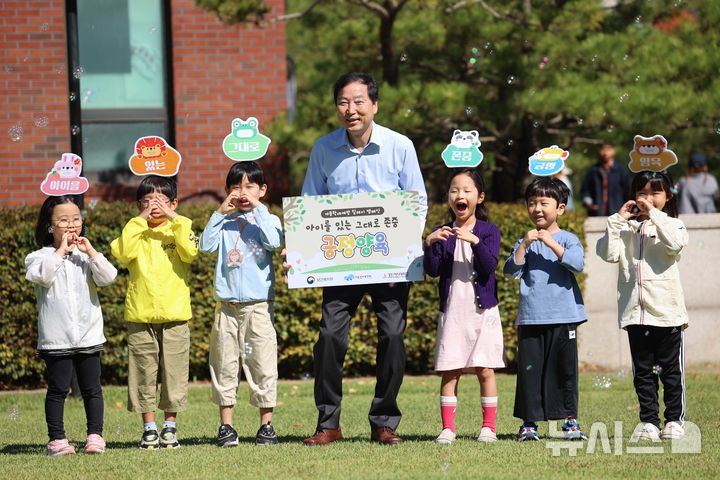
[525,177,570,206]
[629,170,678,217]
[35,195,83,247]
[332,72,379,104]
[136,175,177,201]
[225,161,265,190]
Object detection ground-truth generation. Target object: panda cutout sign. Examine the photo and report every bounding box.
[441,130,484,168]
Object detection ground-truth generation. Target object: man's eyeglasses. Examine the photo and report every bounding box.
[54,217,83,228]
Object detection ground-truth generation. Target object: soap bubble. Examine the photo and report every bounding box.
[652,364,663,376]
[483,41,492,50]
[714,122,720,134]
[616,368,629,379]
[440,462,451,472]
[302,372,312,380]
[115,424,123,434]
[465,106,472,115]
[593,375,612,389]
[606,124,614,133]
[34,116,49,127]
[634,15,643,23]
[507,139,515,146]
[73,66,85,78]
[525,364,532,371]
[8,125,23,142]
[506,75,517,85]
[576,117,584,125]
[635,75,641,82]
[471,47,479,55]
[71,125,80,135]
[644,330,650,336]
[623,54,630,61]
[41,22,49,31]
[242,342,253,359]
[619,92,629,103]
[149,26,158,34]
[468,270,477,281]
[82,88,94,103]
[69,91,77,101]
[7,405,19,420]
[532,120,540,128]
[4,65,16,73]
[404,108,413,117]
[400,53,408,62]
[56,65,65,75]
[591,54,598,63]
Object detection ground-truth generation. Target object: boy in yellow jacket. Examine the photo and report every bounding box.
[111,176,198,449]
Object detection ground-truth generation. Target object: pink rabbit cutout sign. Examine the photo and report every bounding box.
[40,153,90,196]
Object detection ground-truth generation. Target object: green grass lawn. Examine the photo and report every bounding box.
[0,373,718,479]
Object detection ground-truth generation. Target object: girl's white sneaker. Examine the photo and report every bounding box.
[661,421,685,440]
[435,428,456,445]
[631,422,661,441]
[477,427,497,442]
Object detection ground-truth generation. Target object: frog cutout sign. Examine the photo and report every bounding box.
[40,153,90,196]
[128,136,182,176]
[528,145,569,176]
[627,134,678,173]
[222,117,271,161]
[441,130,484,168]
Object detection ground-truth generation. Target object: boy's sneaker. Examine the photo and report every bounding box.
[45,438,76,456]
[562,416,587,441]
[217,424,239,447]
[517,423,539,442]
[477,427,497,443]
[256,422,278,445]
[661,421,685,440]
[631,422,661,441]
[435,428,456,445]
[160,426,180,449]
[84,433,106,454]
[140,429,160,449]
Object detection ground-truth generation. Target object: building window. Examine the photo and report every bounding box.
[68,0,172,186]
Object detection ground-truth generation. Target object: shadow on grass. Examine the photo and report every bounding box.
[0,444,43,455]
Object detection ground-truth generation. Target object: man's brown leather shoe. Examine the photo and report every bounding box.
[303,428,343,446]
[371,426,403,445]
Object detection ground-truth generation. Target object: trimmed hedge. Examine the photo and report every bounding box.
[0,201,585,388]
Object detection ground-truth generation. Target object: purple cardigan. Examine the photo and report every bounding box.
[423,220,500,313]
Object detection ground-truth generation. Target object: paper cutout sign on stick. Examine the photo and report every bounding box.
[441,130,483,168]
[128,136,182,176]
[628,134,678,173]
[528,145,569,176]
[40,153,90,196]
[222,117,271,161]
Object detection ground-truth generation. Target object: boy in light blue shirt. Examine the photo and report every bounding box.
[200,161,283,447]
[503,177,587,442]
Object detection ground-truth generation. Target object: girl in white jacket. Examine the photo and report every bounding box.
[596,170,688,442]
[25,196,117,456]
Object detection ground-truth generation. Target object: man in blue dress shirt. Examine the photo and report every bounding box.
[301,72,427,446]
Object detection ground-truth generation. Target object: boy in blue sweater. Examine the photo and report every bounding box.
[200,161,283,446]
[503,177,587,441]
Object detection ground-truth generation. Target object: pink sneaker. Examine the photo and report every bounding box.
[45,438,76,456]
[84,433,106,454]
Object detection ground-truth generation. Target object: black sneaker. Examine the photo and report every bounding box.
[159,426,180,449]
[255,422,278,445]
[217,424,239,447]
[140,429,160,450]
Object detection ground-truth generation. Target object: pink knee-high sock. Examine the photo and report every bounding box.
[440,396,457,432]
[481,396,498,433]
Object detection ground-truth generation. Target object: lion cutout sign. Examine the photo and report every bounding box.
[128,136,182,176]
[628,135,678,173]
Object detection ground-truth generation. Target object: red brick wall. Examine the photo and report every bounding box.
[170,0,288,204]
[0,1,70,206]
[0,0,288,206]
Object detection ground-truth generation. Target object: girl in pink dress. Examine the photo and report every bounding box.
[424,168,504,444]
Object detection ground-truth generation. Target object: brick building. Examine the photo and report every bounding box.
[1,0,288,206]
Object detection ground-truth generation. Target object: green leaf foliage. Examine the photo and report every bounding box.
[0,201,585,388]
[264,0,720,205]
